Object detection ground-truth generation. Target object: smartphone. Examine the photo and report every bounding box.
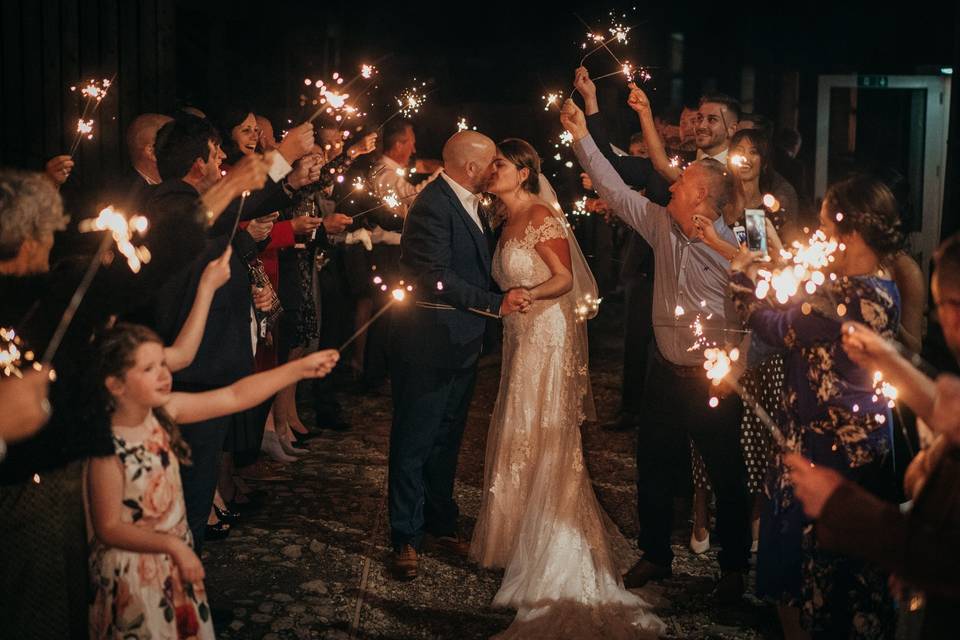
[744,209,767,253]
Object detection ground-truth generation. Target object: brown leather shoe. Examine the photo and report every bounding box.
[391,544,418,580]
[622,558,671,589]
[429,531,471,559]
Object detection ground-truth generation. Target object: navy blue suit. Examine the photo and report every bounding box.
[388,176,502,551]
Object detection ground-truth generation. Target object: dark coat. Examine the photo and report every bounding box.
[390,177,503,369]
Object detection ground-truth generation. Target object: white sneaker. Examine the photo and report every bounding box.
[690,529,711,555]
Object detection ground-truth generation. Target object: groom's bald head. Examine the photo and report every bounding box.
[443,131,496,194]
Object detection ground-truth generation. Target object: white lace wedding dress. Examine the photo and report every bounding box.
[470,215,664,639]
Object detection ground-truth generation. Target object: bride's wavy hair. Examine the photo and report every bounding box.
[497,138,541,195]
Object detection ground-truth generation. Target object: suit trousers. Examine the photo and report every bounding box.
[388,356,478,551]
[621,276,654,415]
[179,415,230,554]
[636,349,751,571]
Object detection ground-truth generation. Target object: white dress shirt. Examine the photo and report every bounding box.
[439,171,483,231]
[696,147,729,164]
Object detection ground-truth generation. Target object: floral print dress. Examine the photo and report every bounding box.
[88,413,214,640]
[731,271,901,638]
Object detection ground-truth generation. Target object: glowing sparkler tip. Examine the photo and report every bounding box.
[391,288,406,301]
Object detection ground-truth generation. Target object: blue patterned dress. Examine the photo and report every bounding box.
[731,271,901,638]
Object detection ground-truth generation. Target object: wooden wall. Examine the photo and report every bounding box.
[0,0,175,188]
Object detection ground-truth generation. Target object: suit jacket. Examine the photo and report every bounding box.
[818,438,960,638]
[390,177,503,369]
[141,179,259,389]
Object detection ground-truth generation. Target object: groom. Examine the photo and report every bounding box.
[388,131,530,579]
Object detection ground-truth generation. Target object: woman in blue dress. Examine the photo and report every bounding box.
[729,174,904,639]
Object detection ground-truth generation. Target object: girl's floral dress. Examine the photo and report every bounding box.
[731,271,901,638]
[89,413,214,639]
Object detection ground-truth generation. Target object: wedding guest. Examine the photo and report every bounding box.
[572,66,661,434]
[641,90,740,186]
[0,168,97,638]
[146,114,270,552]
[86,322,338,639]
[256,114,279,152]
[123,113,174,207]
[729,174,903,638]
[563,98,752,603]
[0,165,249,638]
[785,233,960,639]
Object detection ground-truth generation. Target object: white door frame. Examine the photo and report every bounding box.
[815,74,951,276]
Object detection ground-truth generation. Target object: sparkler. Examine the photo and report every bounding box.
[456,117,477,132]
[703,346,790,450]
[350,189,415,220]
[226,190,251,246]
[377,83,433,131]
[590,62,653,84]
[542,92,563,111]
[752,230,839,305]
[67,74,116,156]
[575,12,631,66]
[42,206,148,365]
[574,292,602,323]
[0,327,41,379]
[572,196,589,217]
[339,285,409,352]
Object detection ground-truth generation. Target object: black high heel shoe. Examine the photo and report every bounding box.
[214,504,240,525]
[204,518,231,541]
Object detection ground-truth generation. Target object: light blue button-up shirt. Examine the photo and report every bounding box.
[573,134,738,367]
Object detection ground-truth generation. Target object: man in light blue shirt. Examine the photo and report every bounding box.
[563,99,751,602]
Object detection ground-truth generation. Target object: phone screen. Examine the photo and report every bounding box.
[744,209,767,253]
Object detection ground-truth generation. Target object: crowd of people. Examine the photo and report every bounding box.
[0,58,957,640]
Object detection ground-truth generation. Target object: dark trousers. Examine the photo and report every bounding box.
[621,277,654,414]
[388,356,477,551]
[636,349,751,571]
[179,415,230,554]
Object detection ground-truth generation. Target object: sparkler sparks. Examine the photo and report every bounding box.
[396,85,427,117]
[752,230,840,305]
[543,92,563,111]
[78,206,151,273]
[68,74,116,156]
[575,293,602,323]
[456,117,477,132]
[76,119,94,138]
[0,327,41,378]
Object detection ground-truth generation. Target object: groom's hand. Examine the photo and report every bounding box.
[500,288,531,316]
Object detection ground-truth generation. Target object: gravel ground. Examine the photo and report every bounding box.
[204,301,782,639]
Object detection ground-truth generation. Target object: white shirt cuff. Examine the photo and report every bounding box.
[269,152,293,183]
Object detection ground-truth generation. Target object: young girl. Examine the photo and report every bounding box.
[85,320,338,639]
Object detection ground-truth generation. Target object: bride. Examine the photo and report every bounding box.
[469,138,664,638]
